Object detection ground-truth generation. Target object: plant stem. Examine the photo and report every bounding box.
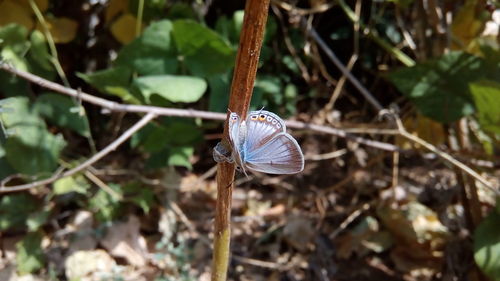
[211,0,271,280]
[337,0,416,67]
[136,0,144,37]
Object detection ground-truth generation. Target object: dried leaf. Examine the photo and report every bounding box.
[65,250,116,280]
[0,0,34,30]
[397,114,446,149]
[105,0,128,23]
[110,13,140,44]
[18,0,49,13]
[100,215,149,266]
[37,17,78,44]
[283,216,314,252]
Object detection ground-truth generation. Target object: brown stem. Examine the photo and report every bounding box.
[211,0,271,280]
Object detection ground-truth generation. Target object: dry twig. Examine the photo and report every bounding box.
[0,113,156,193]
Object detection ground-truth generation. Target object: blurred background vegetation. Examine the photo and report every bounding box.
[0,0,499,280]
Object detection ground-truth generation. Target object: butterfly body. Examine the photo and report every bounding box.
[224,110,304,175]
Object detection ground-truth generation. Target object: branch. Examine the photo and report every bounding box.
[303,20,384,112]
[383,110,499,194]
[0,112,156,193]
[0,62,399,152]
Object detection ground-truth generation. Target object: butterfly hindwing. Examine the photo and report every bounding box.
[245,132,304,174]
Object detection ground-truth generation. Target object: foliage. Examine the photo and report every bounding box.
[474,203,500,281]
[0,0,498,280]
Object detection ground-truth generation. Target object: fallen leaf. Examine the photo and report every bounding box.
[100,215,149,267]
[66,211,97,253]
[283,215,314,252]
[397,114,446,149]
[65,250,116,281]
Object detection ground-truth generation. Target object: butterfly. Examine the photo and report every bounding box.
[214,110,304,175]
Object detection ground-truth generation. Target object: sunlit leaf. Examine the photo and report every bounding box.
[0,194,39,231]
[474,209,500,281]
[16,232,45,274]
[172,19,235,76]
[35,93,91,137]
[133,75,207,104]
[116,20,178,76]
[0,97,66,175]
[77,67,142,104]
[26,209,50,231]
[28,30,52,71]
[53,175,89,195]
[89,183,124,222]
[470,80,500,134]
[167,146,193,169]
[389,51,484,123]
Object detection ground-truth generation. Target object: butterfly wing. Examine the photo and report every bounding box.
[244,110,287,153]
[244,132,304,174]
[227,112,245,169]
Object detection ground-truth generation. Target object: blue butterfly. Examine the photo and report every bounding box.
[214,110,304,175]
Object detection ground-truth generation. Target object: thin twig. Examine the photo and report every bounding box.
[384,111,498,194]
[303,21,384,112]
[0,63,398,152]
[0,113,156,193]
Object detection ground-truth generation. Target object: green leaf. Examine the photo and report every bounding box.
[115,20,178,76]
[77,67,141,104]
[123,182,155,213]
[16,232,44,274]
[133,75,207,104]
[208,72,230,113]
[5,135,66,175]
[0,194,39,231]
[53,175,89,195]
[141,120,202,152]
[1,97,66,175]
[145,145,194,170]
[0,23,29,55]
[28,30,52,71]
[0,157,15,181]
[89,183,124,222]
[389,51,485,123]
[26,30,55,80]
[172,19,235,76]
[167,146,193,169]
[35,93,90,137]
[474,210,500,281]
[27,209,50,232]
[470,80,500,134]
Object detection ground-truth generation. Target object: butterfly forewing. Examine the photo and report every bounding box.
[244,111,286,153]
[245,132,304,174]
[228,112,244,167]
